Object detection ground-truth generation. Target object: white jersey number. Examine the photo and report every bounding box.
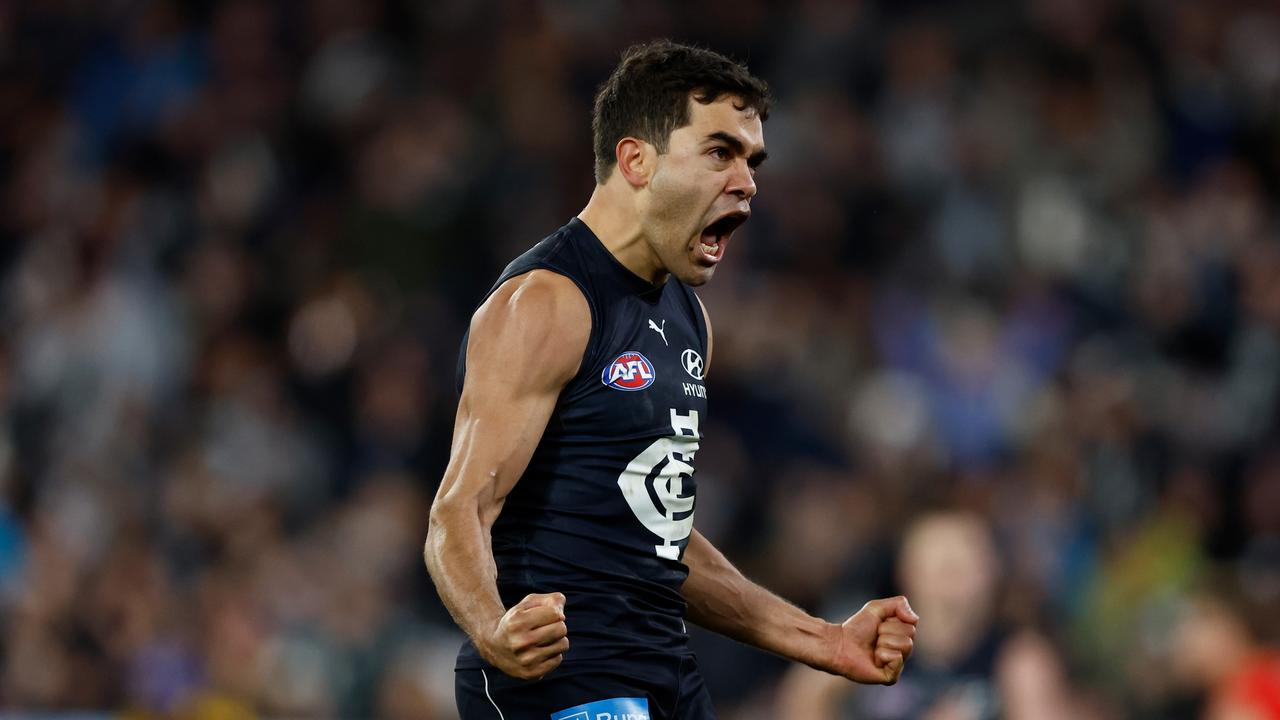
[617,409,700,560]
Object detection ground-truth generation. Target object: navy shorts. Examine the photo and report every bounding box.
[455,654,716,720]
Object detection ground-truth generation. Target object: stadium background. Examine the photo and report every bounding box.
[1,0,1279,717]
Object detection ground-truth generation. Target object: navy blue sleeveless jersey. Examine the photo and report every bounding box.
[454,217,710,668]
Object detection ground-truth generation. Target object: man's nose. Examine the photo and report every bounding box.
[727,159,757,200]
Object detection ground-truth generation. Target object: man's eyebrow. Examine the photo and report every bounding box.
[706,131,768,167]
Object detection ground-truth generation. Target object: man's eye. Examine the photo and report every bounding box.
[711,147,730,161]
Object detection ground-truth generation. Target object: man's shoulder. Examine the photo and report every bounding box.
[488,269,583,310]
[466,269,591,389]
[479,269,588,330]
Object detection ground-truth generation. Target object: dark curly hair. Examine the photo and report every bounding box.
[591,40,772,184]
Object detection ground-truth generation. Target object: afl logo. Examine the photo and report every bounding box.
[681,349,704,380]
[602,351,656,391]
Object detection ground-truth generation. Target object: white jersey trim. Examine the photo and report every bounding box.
[481,669,506,720]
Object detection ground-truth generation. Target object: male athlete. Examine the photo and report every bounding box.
[425,40,917,719]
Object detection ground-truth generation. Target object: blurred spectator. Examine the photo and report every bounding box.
[777,511,1080,719]
[1174,587,1280,720]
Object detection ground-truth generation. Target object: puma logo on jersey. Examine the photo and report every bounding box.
[602,351,656,391]
[648,318,668,345]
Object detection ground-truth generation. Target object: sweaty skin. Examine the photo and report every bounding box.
[681,300,918,684]
[684,531,918,682]
[425,94,916,684]
[424,270,588,680]
[579,96,765,288]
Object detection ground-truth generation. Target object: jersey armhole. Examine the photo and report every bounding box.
[542,266,603,402]
[455,264,599,398]
[502,265,602,394]
[686,285,709,353]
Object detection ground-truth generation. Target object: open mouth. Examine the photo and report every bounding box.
[698,211,749,264]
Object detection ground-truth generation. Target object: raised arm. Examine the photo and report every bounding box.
[682,530,916,683]
[685,295,918,684]
[424,270,590,680]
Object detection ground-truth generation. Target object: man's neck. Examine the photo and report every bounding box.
[577,184,668,286]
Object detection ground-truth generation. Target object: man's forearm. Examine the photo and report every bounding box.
[423,498,507,648]
[681,530,839,671]
[425,496,572,680]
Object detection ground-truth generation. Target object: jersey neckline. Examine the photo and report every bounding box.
[568,217,670,300]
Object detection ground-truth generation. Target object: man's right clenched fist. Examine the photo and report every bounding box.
[480,592,570,680]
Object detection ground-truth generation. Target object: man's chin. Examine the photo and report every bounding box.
[676,265,715,286]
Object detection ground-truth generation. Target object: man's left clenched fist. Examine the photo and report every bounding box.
[827,595,918,685]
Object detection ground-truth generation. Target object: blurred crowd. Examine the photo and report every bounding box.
[1,0,1279,718]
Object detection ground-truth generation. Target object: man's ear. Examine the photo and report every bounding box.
[614,137,653,188]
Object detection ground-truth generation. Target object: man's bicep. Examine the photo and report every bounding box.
[437,271,590,514]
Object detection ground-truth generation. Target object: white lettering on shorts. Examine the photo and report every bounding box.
[550,697,651,720]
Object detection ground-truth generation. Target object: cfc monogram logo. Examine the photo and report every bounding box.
[617,409,700,560]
